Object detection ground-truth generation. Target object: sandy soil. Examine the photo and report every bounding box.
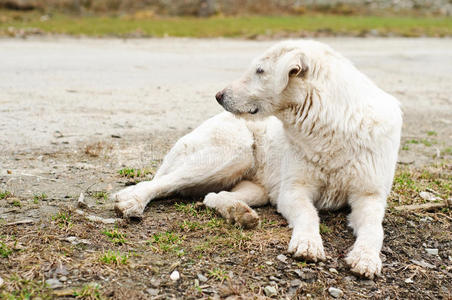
[0,37,451,299]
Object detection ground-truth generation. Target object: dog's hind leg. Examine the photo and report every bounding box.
[113,112,255,220]
[203,180,268,229]
[114,145,254,220]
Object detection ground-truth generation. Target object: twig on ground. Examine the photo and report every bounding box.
[5,219,35,226]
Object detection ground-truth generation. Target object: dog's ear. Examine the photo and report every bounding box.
[275,50,309,94]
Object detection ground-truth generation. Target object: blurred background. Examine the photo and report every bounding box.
[1,0,451,37]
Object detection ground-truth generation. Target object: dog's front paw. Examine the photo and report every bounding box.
[230,202,260,229]
[288,232,325,262]
[113,187,145,220]
[345,246,382,279]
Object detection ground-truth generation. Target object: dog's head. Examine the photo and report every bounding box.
[215,40,332,117]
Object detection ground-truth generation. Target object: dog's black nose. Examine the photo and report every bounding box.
[215,91,224,105]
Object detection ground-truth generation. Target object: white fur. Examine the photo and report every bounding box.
[113,40,402,279]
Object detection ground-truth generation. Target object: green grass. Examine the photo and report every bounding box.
[73,283,104,300]
[0,276,52,299]
[99,250,128,265]
[0,241,13,258]
[52,211,73,229]
[33,193,47,204]
[208,268,229,283]
[0,190,12,200]
[1,12,451,37]
[148,232,184,256]
[118,168,152,179]
[90,191,108,201]
[102,228,127,245]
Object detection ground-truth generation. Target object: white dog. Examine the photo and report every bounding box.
[113,40,402,279]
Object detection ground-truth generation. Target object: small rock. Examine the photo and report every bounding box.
[328,287,343,298]
[150,278,161,288]
[45,278,63,289]
[293,269,303,277]
[425,248,438,255]
[197,274,208,282]
[329,268,338,274]
[64,236,91,245]
[77,193,87,208]
[405,278,413,284]
[265,261,273,266]
[419,191,441,202]
[290,279,302,287]
[170,270,180,281]
[276,254,288,263]
[250,250,255,255]
[146,288,159,296]
[269,276,279,282]
[264,285,277,297]
[59,276,67,282]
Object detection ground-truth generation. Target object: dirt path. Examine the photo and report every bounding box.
[0,38,451,299]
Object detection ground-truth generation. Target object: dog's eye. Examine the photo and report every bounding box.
[256,67,264,74]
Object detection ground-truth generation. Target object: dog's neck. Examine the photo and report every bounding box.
[274,85,368,167]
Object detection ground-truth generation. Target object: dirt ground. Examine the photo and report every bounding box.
[0,37,451,299]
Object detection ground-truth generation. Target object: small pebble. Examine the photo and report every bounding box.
[150,278,161,288]
[265,261,273,266]
[328,287,343,298]
[59,276,67,282]
[45,278,63,289]
[329,268,338,274]
[264,285,277,297]
[276,254,287,263]
[170,270,180,281]
[405,278,413,284]
[425,248,438,255]
[146,288,159,296]
[197,274,208,282]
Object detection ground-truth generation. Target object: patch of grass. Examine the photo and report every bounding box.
[179,220,202,232]
[319,223,331,234]
[407,139,420,144]
[90,191,108,202]
[0,276,52,299]
[102,228,127,245]
[149,232,184,256]
[118,168,153,179]
[391,164,451,206]
[0,241,13,258]
[0,190,12,200]
[52,211,73,229]
[401,145,409,151]
[421,139,433,147]
[1,13,452,38]
[11,199,21,207]
[208,268,229,283]
[33,192,47,204]
[427,130,437,136]
[99,250,128,265]
[174,202,199,216]
[73,283,104,300]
